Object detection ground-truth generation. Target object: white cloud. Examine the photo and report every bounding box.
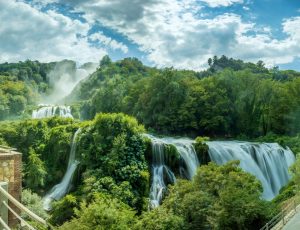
[231,16,300,66]
[2,0,300,70]
[0,0,106,63]
[63,0,300,70]
[90,32,128,53]
[200,0,243,7]
[283,16,300,40]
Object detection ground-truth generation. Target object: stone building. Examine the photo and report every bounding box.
[0,146,22,227]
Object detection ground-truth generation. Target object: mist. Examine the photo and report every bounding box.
[41,60,98,104]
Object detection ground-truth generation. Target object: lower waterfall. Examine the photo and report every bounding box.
[43,129,81,210]
[146,135,296,207]
[148,136,176,208]
[32,104,73,119]
[145,134,199,208]
[207,141,295,200]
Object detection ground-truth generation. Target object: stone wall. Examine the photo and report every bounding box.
[0,147,22,227]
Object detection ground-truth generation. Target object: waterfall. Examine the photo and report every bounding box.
[148,136,176,208]
[32,104,73,119]
[43,129,81,210]
[170,140,199,179]
[207,141,295,200]
[145,134,199,208]
[146,134,296,206]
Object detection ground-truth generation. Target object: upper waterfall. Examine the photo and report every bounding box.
[32,104,73,119]
[43,128,81,210]
[207,141,295,200]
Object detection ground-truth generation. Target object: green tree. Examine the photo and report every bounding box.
[58,194,136,230]
[25,148,47,189]
[50,195,78,226]
[163,161,275,230]
[77,113,148,212]
[100,55,112,68]
[21,189,48,220]
[133,207,186,230]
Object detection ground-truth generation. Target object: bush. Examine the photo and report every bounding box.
[25,148,47,189]
[77,113,149,212]
[50,194,78,226]
[162,161,276,229]
[273,181,296,205]
[21,189,48,220]
[0,118,79,192]
[134,207,186,230]
[58,194,136,230]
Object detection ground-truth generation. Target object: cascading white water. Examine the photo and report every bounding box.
[145,134,199,208]
[146,134,296,206]
[147,136,176,208]
[207,141,295,200]
[32,104,73,119]
[169,139,199,179]
[43,129,81,210]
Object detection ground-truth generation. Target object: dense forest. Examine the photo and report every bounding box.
[66,55,300,137]
[1,56,300,229]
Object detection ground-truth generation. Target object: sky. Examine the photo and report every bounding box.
[0,0,300,71]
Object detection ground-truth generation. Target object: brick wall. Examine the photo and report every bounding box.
[0,148,22,227]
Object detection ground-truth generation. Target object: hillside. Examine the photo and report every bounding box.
[66,55,300,137]
[1,56,300,229]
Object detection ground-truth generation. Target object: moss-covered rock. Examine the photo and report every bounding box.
[164,144,180,175]
[142,136,153,164]
[142,137,180,176]
[194,136,210,165]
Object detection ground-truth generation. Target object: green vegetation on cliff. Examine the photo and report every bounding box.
[67,56,300,137]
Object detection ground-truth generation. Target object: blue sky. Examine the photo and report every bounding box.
[0,0,299,71]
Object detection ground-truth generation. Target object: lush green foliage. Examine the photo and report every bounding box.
[67,56,300,137]
[0,117,78,191]
[194,136,210,164]
[134,207,185,230]
[21,189,49,220]
[78,113,149,212]
[0,75,37,120]
[2,56,300,137]
[50,195,78,226]
[0,60,54,86]
[66,161,277,230]
[160,161,276,230]
[0,59,93,120]
[272,181,296,205]
[25,148,47,189]
[1,56,299,228]
[58,194,136,230]
[0,113,150,224]
[0,60,56,120]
